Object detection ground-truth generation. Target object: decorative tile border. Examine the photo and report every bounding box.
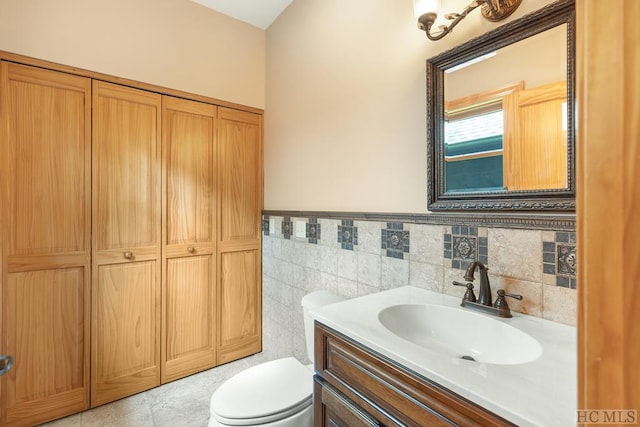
[262,210,575,231]
[263,213,577,292]
[543,231,577,289]
[381,223,409,259]
[444,226,488,271]
[306,218,320,244]
[337,220,358,250]
[282,216,292,240]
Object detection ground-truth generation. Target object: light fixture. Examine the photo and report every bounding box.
[413,0,522,41]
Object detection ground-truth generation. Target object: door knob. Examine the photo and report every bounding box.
[0,355,14,376]
[123,251,133,259]
[187,246,195,254]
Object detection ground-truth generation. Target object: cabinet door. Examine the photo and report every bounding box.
[0,62,91,426]
[161,97,217,383]
[503,81,568,191]
[91,81,161,407]
[216,107,263,364]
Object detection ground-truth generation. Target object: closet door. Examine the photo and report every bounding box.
[161,97,217,383]
[503,81,568,191]
[0,62,91,425]
[91,81,161,406]
[216,107,263,364]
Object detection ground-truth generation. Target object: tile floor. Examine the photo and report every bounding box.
[40,352,271,427]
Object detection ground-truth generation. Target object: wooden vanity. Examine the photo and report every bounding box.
[313,323,515,427]
[309,286,577,427]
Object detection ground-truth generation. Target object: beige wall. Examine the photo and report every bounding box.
[0,0,265,108]
[445,24,567,101]
[265,0,556,213]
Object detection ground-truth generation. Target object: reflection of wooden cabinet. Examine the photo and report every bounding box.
[217,108,263,365]
[0,62,91,426]
[161,97,217,383]
[503,81,568,190]
[91,81,162,406]
[314,323,515,427]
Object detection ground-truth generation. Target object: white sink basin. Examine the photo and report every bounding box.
[378,304,542,365]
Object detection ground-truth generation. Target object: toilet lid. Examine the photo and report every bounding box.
[211,357,313,425]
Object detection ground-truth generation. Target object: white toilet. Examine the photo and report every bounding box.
[208,290,346,427]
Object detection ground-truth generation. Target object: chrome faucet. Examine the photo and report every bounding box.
[464,261,492,306]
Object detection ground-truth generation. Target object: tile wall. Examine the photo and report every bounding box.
[261,214,576,363]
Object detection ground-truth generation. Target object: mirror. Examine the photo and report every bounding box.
[427,0,575,211]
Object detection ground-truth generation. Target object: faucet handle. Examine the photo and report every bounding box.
[497,289,523,301]
[453,281,477,303]
[493,289,523,316]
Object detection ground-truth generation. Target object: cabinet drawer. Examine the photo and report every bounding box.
[314,323,515,427]
[314,378,380,427]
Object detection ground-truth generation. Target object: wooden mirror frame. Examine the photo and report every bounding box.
[426,0,575,212]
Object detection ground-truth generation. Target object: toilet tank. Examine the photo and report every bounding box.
[301,291,346,363]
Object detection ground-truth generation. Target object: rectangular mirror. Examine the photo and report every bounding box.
[427,0,575,211]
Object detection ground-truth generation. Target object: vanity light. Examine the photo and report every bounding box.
[413,0,522,41]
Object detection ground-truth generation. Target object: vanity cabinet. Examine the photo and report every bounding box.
[313,323,516,427]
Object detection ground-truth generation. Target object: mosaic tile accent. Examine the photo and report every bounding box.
[543,231,577,289]
[444,226,487,271]
[381,222,409,259]
[543,242,556,274]
[557,245,576,275]
[306,218,320,244]
[478,237,488,265]
[262,215,270,236]
[282,217,292,240]
[338,220,358,250]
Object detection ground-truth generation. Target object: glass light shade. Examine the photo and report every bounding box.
[413,0,439,19]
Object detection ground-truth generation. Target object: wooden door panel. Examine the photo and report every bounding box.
[91,81,161,406]
[164,98,215,245]
[4,268,88,425]
[218,108,261,242]
[218,250,261,364]
[1,61,91,426]
[216,107,262,365]
[163,256,215,382]
[93,82,160,251]
[161,97,216,383]
[165,256,214,359]
[6,78,86,256]
[92,262,159,406]
[577,0,640,415]
[7,269,86,402]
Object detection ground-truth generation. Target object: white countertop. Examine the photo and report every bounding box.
[311,286,576,427]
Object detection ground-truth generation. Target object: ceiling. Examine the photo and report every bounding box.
[191,0,294,29]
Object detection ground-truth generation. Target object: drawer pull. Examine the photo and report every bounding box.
[123,251,133,259]
[187,246,196,253]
